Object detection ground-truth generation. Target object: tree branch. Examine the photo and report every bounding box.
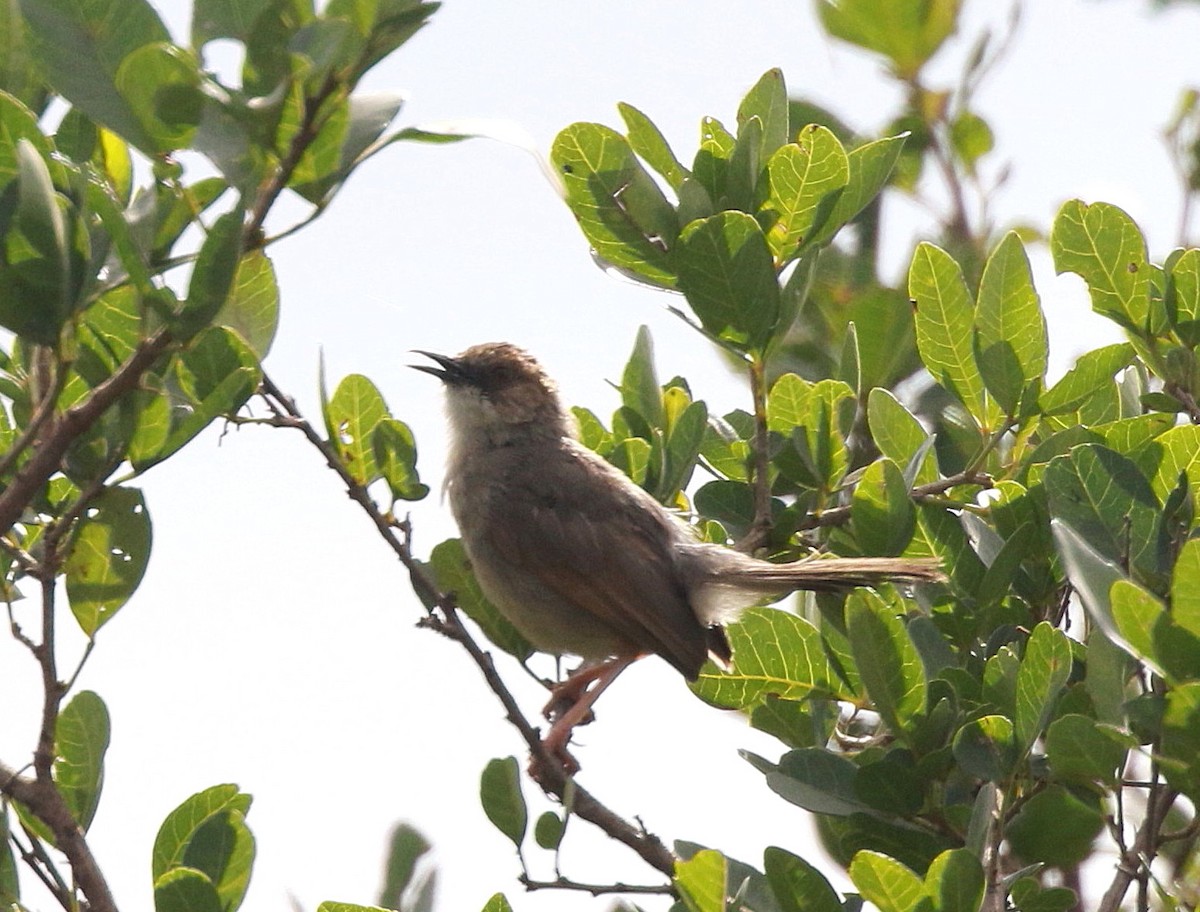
[254,374,681,880]
[738,356,773,554]
[518,874,674,896]
[796,469,993,531]
[0,763,117,912]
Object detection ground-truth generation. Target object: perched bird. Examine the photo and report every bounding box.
[414,343,943,771]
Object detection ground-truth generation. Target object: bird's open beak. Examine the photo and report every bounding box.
[409,350,461,382]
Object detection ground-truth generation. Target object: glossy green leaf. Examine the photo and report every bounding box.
[1039,343,1134,415]
[55,691,110,831]
[1051,518,1125,642]
[807,133,906,249]
[867,389,937,485]
[692,116,735,207]
[1169,247,1200,345]
[675,849,727,912]
[480,757,526,849]
[1141,425,1200,518]
[923,848,984,912]
[373,418,429,502]
[1014,623,1073,751]
[618,102,686,190]
[846,590,926,742]
[64,486,152,635]
[478,896,513,912]
[1172,538,1200,638]
[551,122,676,287]
[429,539,531,660]
[154,867,221,912]
[180,809,254,912]
[0,92,57,192]
[848,850,923,912]
[1045,713,1126,786]
[952,714,1016,782]
[533,812,564,851]
[692,606,847,708]
[852,457,916,556]
[757,748,870,816]
[910,242,997,428]
[763,847,841,912]
[1051,200,1155,333]
[325,373,388,486]
[1006,785,1103,867]
[763,125,849,259]
[974,232,1046,415]
[674,211,780,350]
[153,784,252,880]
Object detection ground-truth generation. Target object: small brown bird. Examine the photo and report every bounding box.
[415,343,943,771]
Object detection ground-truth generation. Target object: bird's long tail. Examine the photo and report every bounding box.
[725,556,946,591]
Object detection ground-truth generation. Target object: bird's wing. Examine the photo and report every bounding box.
[485,441,709,679]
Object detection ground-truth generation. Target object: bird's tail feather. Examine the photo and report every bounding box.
[727,556,945,591]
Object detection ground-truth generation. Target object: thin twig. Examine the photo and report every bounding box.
[738,357,772,554]
[0,353,66,482]
[796,469,993,531]
[519,874,674,896]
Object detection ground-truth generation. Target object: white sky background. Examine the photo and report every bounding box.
[3,1,1199,911]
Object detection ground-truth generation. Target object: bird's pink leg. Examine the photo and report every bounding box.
[539,655,638,773]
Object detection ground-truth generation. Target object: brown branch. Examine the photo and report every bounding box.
[0,329,174,538]
[0,351,65,481]
[1,763,117,912]
[796,469,994,531]
[738,357,772,554]
[518,874,674,896]
[1097,783,1179,912]
[254,374,680,879]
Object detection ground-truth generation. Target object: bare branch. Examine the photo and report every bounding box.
[518,874,674,896]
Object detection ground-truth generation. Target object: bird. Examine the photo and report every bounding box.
[413,342,944,771]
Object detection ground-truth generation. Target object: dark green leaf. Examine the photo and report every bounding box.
[923,848,985,912]
[428,539,531,661]
[738,68,790,159]
[178,207,246,339]
[866,389,937,486]
[1014,623,1073,751]
[951,714,1015,782]
[480,757,526,849]
[1161,681,1200,798]
[113,42,203,153]
[377,823,431,909]
[1045,713,1127,786]
[852,457,916,556]
[1006,785,1103,868]
[153,784,252,880]
[621,325,664,428]
[533,812,564,851]
[55,691,110,831]
[181,810,254,912]
[154,868,222,912]
[974,232,1046,415]
[846,589,926,743]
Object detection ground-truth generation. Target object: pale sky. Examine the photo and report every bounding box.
[2,2,1197,911]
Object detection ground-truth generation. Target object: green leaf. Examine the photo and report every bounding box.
[738,68,790,158]
[1006,785,1103,868]
[923,848,984,912]
[951,714,1016,782]
[551,122,676,287]
[867,389,937,485]
[325,373,389,486]
[762,846,842,912]
[974,232,1046,415]
[181,809,255,912]
[852,457,916,556]
[192,0,274,44]
[846,590,926,743]
[949,111,993,173]
[64,486,152,635]
[54,691,110,832]
[675,849,727,912]
[618,102,686,191]
[136,327,261,469]
[692,116,736,207]
[807,133,906,249]
[1014,623,1073,751]
[428,539,532,661]
[533,812,564,851]
[1172,538,1200,639]
[0,809,17,904]
[153,784,252,880]
[1161,681,1200,798]
[1168,247,1200,345]
[1009,878,1077,912]
[113,42,203,153]
[621,325,664,428]
[1050,200,1156,334]
[478,896,513,912]
[910,242,997,428]
[178,207,246,339]
[212,251,279,360]
[480,757,526,849]
[378,823,431,910]
[674,211,781,351]
[763,125,849,260]
[1045,713,1127,786]
[1044,444,1162,586]
[1039,343,1135,415]
[1051,518,1125,641]
[0,2,47,111]
[1142,425,1200,520]
[692,606,847,708]
[0,92,57,193]
[18,0,172,154]
[847,850,923,912]
[373,418,429,502]
[154,867,222,912]
[817,0,959,78]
